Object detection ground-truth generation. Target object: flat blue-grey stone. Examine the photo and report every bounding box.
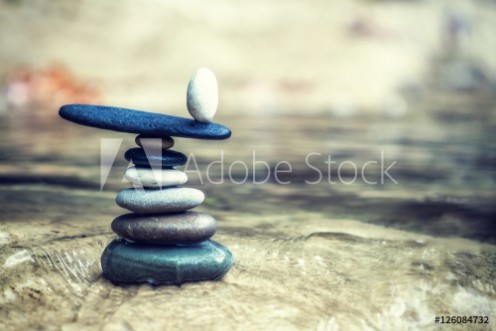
[101,238,234,285]
[125,147,187,168]
[59,104,231,140]
[116,188,204,214]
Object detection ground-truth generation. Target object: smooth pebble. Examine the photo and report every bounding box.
[59,104,231,139]
[125,167,187,188]
[111,211,216,245]
[135,135,174,150]
[101,238,234,285]
[187,68,219,123]
[116,187,204,214]
[124,147,187,168]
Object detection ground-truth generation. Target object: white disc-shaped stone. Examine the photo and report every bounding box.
[125,167,188,188]
[116,187,204,214]
[186,68,218,123]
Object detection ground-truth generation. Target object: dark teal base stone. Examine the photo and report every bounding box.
[101,238,234,285]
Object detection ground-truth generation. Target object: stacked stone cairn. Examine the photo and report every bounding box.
[59,68,233,285]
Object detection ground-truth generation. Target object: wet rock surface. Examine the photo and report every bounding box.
[0,185,494,330]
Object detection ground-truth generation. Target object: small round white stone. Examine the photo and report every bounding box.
[116,187,204,214]
[125,167,188,188]
[186,68,218,123]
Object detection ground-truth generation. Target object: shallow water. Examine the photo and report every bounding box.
[1,87,496,330]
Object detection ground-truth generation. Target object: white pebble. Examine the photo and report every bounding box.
[186,68,218,123]
[125,167,188,188]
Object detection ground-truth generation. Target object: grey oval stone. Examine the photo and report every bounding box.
[111,211,216,245]
[116,187,204,214]
[101,238,234,285]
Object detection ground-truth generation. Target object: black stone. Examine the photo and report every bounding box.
[59,104,231,140]
[124,147,187,168]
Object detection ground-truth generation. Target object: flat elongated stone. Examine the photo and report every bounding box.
[116,187,204,214]
[135,135,175,149]
[59,104,231,140]
[101,238,234,285]
[125,167,187,188]
[124,148,187,168]
[111,211,216,244]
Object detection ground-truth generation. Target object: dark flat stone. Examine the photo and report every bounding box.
[125,147,187,168]
[59,104,231,140]
[111,211,216,244]
[101,238,234,285]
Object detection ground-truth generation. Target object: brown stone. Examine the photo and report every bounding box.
[111,211,216,245]
[135,135,175,150]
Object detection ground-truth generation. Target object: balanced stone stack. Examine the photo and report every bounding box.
[59,68,234,285]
